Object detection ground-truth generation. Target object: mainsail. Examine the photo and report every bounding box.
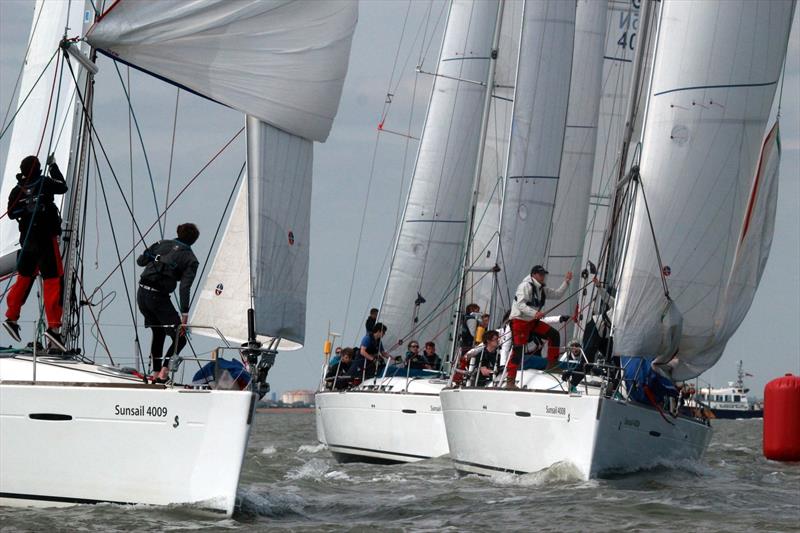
[88,0,358,346]
[495,0,576,303]
[545,0,608,318]
[0,0,90,277]
[611,0,795,380]
[378,0,500,349]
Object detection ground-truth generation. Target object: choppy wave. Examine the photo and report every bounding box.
[260,445,277,455]
[297,443,326,454]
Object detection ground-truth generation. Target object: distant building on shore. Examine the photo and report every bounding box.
[280,390,315,406]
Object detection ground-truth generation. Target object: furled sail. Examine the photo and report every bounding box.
[379,0,500,350]
[86,0,358,142]
[191,119,310,349]
[612,0,795,380]
[466,0,523,316]
[496,0,576,302]
[0,0,90,277]
[545,0,608,319]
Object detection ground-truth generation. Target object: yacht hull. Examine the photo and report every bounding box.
[0,381,255,516]
[440,387,712,478]
[316,379,449,463]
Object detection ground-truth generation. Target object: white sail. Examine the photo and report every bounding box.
[379,0,500,350]
[496,0,576,303]
[612,0,795,380]
[0,0,90,276]
[545,0,608,319]
[247,118,312,346]
[466,0,523,317]
[86,0,358,142]
[583,0,641,268]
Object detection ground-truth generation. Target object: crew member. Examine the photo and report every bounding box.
[459,303,481,354]
[137,223,200,382]
[352,322,389,379]
[3,155,68,351]
[326,347,353,390]
[365,307,378,335]
[405,340,426,370]
[464,329,500,387]
[507,265,573,387]
[423,341,442,371]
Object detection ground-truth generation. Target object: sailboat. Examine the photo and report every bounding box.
[315,0,593,464]
[440,0,794,479]
[0,0,356,514]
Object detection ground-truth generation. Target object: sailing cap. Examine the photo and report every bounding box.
[530,265,549,275]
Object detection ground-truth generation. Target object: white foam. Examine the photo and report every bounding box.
[260,445,277,455]
[285,458,330,481]
[297,443,326,454]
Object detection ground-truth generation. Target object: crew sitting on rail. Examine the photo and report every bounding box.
[405,340,427,370]
[3,155,68,351]
[463,329,500,387]
[326,347,353,390]
[459,303,481,355]
[351,322,389,380]
[506,265,573,388]
[423,341,442,371]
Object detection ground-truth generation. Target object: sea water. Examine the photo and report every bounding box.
[1,411,798,532]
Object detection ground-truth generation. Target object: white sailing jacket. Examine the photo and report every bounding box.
[509,275,568,321]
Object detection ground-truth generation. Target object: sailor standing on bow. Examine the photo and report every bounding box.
[137,223,199,382]
[506,265,572,388]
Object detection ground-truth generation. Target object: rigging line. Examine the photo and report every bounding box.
[384,1,413,105]
[113,61,163,238]
[0,48,59,142]
[74,278,114,361]
[416,0,434,65]
[90,126,245,297]
[340,132,383,343]
[420,0,448,69]
[0,0,45,130]
[63,55,149,242]
[127,66,138,345]
[88,133,141,345]
[164,88,180,229]
[188,161,245,309]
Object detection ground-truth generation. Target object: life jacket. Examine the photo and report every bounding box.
[526,280,545,310]
[460,312,477,347]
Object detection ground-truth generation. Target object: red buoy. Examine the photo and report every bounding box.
[763,373,800,461]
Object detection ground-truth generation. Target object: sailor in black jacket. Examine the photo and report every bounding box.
[3,155,68,351]
[137,223,200,382]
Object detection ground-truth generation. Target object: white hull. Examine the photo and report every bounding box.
[0,356,255,516]
[440,386,712,479]
[316,377,449,463]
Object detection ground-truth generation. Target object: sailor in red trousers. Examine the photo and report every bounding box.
[506,265,572,388]
[3,155,68,351]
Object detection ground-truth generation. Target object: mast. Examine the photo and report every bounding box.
[60,41,97,348]
[449,0,505,361]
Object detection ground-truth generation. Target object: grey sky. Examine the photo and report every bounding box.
[0,0,798,397]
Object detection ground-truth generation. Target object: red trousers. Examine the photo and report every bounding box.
[5,236,64,329]
[507,318,561,381]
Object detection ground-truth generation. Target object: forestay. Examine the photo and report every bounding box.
[379,0,499,349]
[496,0,576,302]
[546,0,608,319]
[86,0,358,142]
[0,0,91,277]
[612,0,795,380]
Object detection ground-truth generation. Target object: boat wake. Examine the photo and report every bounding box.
[488,461,586,486]
[297,443,326,454]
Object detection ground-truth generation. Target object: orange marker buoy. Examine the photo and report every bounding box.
[763,373,800,461]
